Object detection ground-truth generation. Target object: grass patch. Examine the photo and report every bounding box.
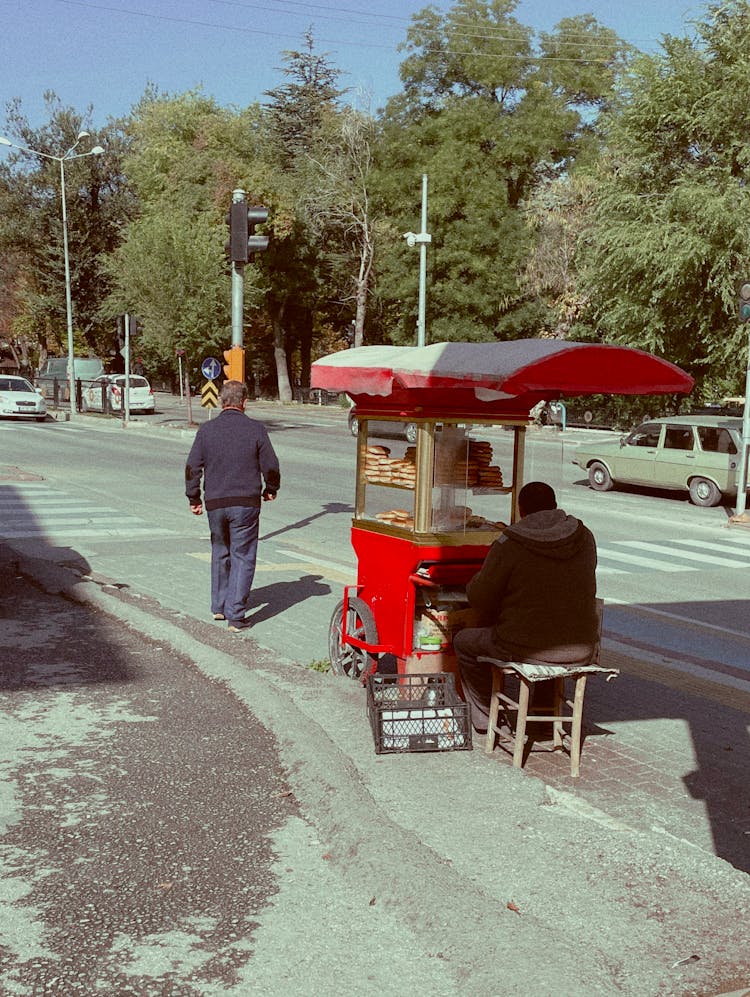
[307,658,332,673]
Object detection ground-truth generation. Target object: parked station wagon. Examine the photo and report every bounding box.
[573,415,747,507]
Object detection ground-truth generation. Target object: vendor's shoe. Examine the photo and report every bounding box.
[212,613,225,621]
[227,618,252,632]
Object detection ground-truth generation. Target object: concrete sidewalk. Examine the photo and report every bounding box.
[2,543,749,997]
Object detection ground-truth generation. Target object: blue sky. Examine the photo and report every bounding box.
[0,0,709,133]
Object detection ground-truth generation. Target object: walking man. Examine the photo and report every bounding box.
[185,380,280,632]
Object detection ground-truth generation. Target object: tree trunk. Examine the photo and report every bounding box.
[298,311,313,387]
[271,302,293,403]
[353,225,373,348]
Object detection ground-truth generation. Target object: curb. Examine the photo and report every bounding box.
[9,547,750,995]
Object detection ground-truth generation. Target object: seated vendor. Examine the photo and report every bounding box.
[453,481,599,734]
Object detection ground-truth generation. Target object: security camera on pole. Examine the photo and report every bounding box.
[224,189,269,383]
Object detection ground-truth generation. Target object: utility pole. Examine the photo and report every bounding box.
[734,283,750,518]
[123,312,131,426]
[734,330,750,517]
[403,174,432,348]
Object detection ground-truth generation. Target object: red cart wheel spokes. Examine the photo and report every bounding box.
[328,597,379,681]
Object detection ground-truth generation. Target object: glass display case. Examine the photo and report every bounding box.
[354,417,523,540]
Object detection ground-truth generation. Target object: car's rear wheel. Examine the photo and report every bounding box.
[688,477,722,507]
[588,461,613,491]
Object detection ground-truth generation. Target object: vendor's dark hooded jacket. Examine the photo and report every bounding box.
[466,508,598,656]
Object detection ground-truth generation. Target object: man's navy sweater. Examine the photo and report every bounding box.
[185,408,281,511]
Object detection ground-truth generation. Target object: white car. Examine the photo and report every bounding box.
[0,375,48,421]
[82,374,155,414]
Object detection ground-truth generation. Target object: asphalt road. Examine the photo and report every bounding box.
[2,395,749,694]
[2,398,750,996]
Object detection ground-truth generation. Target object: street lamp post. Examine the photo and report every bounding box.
[0,131,104,419]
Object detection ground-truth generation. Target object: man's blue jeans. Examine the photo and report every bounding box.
[206,506,260,624]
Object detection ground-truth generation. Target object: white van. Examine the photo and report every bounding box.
[36,357,105,400]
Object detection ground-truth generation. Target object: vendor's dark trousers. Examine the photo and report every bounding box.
[207,506,260,624]
[454,627,595,734]
[454,627,515,733]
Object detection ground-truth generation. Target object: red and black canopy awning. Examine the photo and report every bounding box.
[311,341,693,420]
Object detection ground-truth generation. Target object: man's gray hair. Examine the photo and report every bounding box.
[221,380,248,408]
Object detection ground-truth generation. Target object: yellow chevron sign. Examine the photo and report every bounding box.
[200,380,219,408]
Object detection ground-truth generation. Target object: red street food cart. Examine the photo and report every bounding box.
[311,340,693,685]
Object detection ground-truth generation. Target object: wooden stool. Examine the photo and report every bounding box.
[478,600,618,777]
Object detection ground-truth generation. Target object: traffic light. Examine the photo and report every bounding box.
[739,282,750,323]
[226,201,270,263]
[227,202,249,263]
[247,205,269,257]
[223,346,245,382]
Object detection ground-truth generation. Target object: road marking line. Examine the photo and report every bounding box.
[605,596,750,643]
[186,551,354,585]
[2,507,114,517]
[667,537,750,556]
[603,637,750,707]
[616,540,750,568]
[597,548,689,571]
[0,498,82,507]
[276,547,356,576]
[2,527,173,539]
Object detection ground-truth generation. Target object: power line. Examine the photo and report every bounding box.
[57,0,645,63]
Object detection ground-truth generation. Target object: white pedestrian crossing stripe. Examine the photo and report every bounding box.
[0,482,173,542]
[597,536,750,575]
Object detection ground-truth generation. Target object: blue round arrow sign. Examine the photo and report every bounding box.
[202,357,221,380]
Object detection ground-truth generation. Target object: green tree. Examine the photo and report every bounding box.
[579,2,750,395]
[263,32,347,399]
[372,0,629,344]
[300,106,380,349]
[0,93,131,366]
[521,173,597,339]
[102,90,269,387]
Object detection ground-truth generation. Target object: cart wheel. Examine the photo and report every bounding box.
[405,422,417,444]
[328,597,379,681]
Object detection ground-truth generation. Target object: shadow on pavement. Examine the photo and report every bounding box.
[247,573,331,625]
[585,604,750,874]
[260,501,353,543]
[0,482,137,690]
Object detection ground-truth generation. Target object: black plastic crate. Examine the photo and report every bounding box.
[366,672,472,754]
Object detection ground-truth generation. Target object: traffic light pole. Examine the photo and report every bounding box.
[231,188,245,351]
[225,189,269,383]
